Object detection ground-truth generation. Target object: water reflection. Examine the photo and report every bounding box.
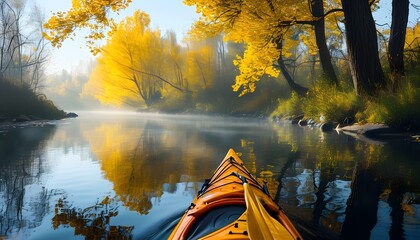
[0,126,55,236]
[272,122,420,239]
[81,120,218,215]
[1,112,420,239]
[52,196,133,239]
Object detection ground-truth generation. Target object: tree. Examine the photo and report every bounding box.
[0,0,26,81]
[387,0,409,87]
[26,4,49,92]
[186,0,336,95]
[185,39,216,91]
[85,11,166,107]
[44,0,340,96]
[44,0,411,98]
[0,0,49,91]
[276,39,309,96]
[163,31,187,91]
[84,10,195,108]
[311,0,339,85]
[341,0,386,96]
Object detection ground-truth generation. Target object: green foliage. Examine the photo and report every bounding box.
[303,81,361,122]
[0,79,65,120]
[272,80,362,123]
[363,80,420,128]
[272,73,420,130]
[270,92,304,118]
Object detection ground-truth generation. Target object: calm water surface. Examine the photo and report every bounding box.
[1,111,419,239]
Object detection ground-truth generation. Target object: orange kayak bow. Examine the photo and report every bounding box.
[168,149,302,240]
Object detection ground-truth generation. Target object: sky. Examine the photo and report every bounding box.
[29,0,419,74]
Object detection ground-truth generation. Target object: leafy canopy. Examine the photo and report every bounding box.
[43,0,343,96]
[43,0,132,55]
[185,0,342,95]
[84,10,163,107]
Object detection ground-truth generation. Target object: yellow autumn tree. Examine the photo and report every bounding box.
[185,39,216,91]
[162,32,188,91]
[45,0,348,96]
[404,22,420,70]
[184,0,344,95]
[83,10,188,108]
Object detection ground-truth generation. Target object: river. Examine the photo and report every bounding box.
[0,111,419,239]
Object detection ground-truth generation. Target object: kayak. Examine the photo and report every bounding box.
[168,149,302,240]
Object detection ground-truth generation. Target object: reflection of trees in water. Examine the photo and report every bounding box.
[387,179,405,240]
[82,120,217,215]
[0,126,55,236]
[341,165,384,239]
[52,196,133,239]
[271,123,420,239]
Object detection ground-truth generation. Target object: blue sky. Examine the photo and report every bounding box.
[31,0,419,74]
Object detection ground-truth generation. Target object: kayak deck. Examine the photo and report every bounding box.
[168,149,302,240]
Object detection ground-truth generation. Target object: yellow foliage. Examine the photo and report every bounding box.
[185,0,343,95]
[299,28,318,56]
[233,42,280,95]
[185,41,216,90]
[405,22,420,49]
[44,0,132,54]
[83,10,163,107]
[405,22,420,67]
[81,10,221,109]
[44,0,346,97]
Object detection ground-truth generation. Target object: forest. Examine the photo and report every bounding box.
[1,0,420,128]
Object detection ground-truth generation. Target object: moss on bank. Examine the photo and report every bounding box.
[0,80,66,120]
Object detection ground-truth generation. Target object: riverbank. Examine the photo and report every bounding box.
[0,113,78,131]
[0,79,79,131]
[276,114,420,144]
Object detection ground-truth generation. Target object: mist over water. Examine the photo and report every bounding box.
[0,111,419,239]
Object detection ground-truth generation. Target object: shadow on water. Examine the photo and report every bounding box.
[0,125,56,236]
[273,123,420,240]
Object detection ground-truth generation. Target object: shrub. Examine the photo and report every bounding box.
[303,82,361,123]
[270,92,304,118]
[363,80,420,128]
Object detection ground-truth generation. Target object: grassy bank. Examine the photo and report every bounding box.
[0,80,66,120]
[271,77,420,131]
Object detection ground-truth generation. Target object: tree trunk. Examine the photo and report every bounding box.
[388,0,409,88]
[277,41,309,96]
[311,0,339,85]
[341,0,386,96]
[278,56,309,96]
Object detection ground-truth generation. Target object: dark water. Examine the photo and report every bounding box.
[0,111,419,239]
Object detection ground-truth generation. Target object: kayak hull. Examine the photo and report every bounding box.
[168,149,302,240]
